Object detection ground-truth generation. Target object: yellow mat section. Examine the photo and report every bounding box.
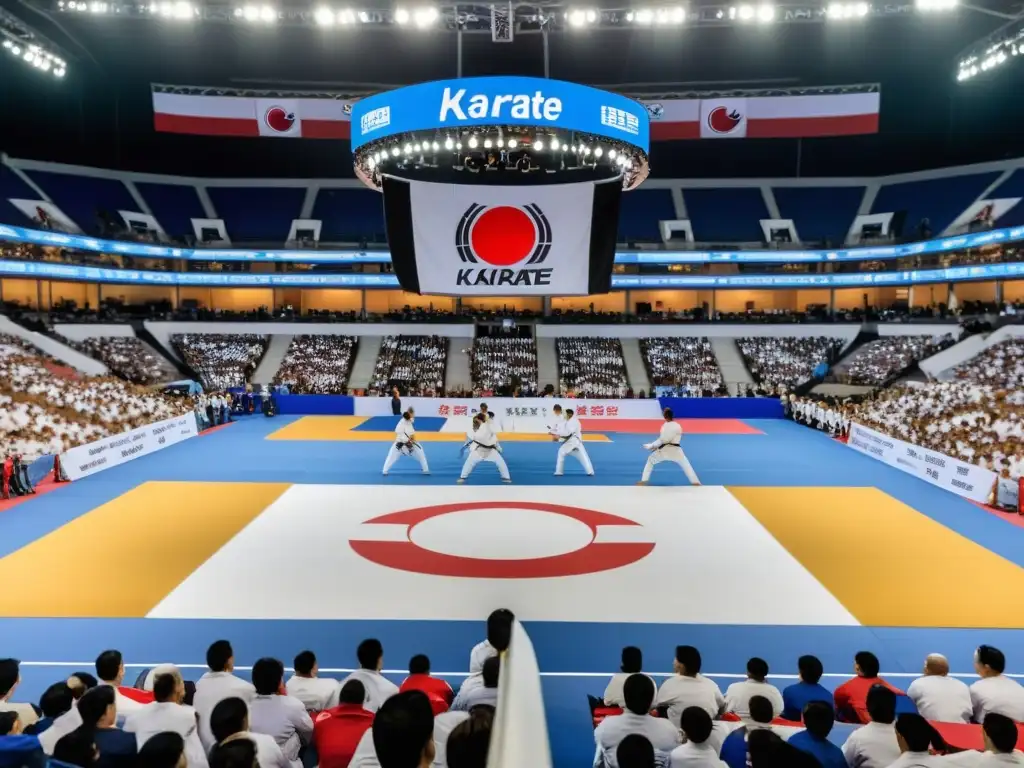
[267,415,368,439]
[0,481,289,618]
[729,486,1024,628]
[267,416,610,442]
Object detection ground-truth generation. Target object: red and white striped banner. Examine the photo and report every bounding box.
[152,89,879,141]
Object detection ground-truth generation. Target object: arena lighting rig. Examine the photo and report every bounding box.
[0,7,67,77]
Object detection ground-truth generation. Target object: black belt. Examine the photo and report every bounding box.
[473,440,497,450]
[657,442,681,448]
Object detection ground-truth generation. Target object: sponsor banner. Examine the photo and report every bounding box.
[60,413,199,481]
[354,397,661,424]
[847,422,997,503]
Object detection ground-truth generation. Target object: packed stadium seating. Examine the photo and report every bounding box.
[172,334,269,391]
[60,335,175,386]
[953,338,1024,389]
[556,337,629,398]
[738,336,845,390]
[273,335,358,394]
[469,336,539,395]
[370,335,447,395]
[834,334,955,386]
[641,336,725,395]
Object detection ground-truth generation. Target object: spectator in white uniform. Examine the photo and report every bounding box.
[36,685,83,755]
[934,712,1024,767]
[382,410,430,476]
[94,650,146,718]
[971,646,1024,724]
[725,658,785,720]
[465,608,514,696]
[194,640,257,752]
[338,639,399,713]
[124,668,209,768]
[657,646,725,726]
[670,707,728,768]
[458,413,510,484]
[907,654,972,723]
[551,406,595,477]
[888,713,944,767]
[604,647,655,708]
[452,657,499,712]
[286,650,340,713]
[595,674,681,768]
[842,685,901,768]
[0,659,38,728]
[248,657,313,768]
[210,696,289,768]
[638,408,701,486]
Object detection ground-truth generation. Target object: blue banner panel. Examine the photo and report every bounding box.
[349,77,651,153]
[658,397,785,419]
[274,395,355,415]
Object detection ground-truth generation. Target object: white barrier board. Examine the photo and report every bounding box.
[61,413,199,481]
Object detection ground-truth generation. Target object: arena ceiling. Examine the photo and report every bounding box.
[2,0,1024,177]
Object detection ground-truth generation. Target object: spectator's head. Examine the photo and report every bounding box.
[797,655,823,685]
[39,682,75,719]
[479,403,488,415]
[357,639,384,672]
[923,653,949,677]
[252,658,285,696]
[0,659,19,701]
[983,713,1019,754]
[552,404,562,416]
[339,679,366,706]
[445,706,493,768]
[748,728,819,768]
[565,408,574,420]
[866,685,897,725]
[747,657,769,683]
[53,726,99,766]
[854,651,880,678]
[0,712,20,736]
[616,734,655,768]
[749,695,774,724]
[663,408,674,422]
[294,651,317,678]
[209,737,258,768]
[211,697,250,742]
[138,731,187,768]
[486,609,514,653]
[801,701,835,740]
[67,672,97,701]
[409,654,431,676]
[674,645,701,677]
[77,684,116,729]
[481,656,500,690]
[372,690,435,768]
[207,640,235,673]
[679,706,713,745]
[95,650,124,685]
[895,713,940,753]
[153,669,185,705]
[402,411,412,422]
[623,673,655,716]
[620,646,642,674]
[975,645,1006,678]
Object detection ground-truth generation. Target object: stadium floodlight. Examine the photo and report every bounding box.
[653,6,685,23]
[431,140,439,151]
[608,148,617,159]
[444,137,454,150]
[550,138,560,151]
[496,138,504,148]
[735,5,755,20]
[757,4,775,21]
[314,7,334,24]
[533,139,542,150]
[468,136,478,148]
[259,5,276,21]
[455,141,462,150]
[567,7,597,27]
[594,146,604,157]
[367,156,376,170]
[394,7,411,23]
[403,143,413,154]
[391,147,400,156]
[412,7,437,27]
[357,10,369,21]
[483,138,493,148]
[507,138,517,148]
[338,9,355,22]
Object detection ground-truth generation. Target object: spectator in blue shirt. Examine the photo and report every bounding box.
[77,686,136,768]
[22,683,73,737]
[720,695,775,768]
[0,712,44,768]
[781,656,833,722]
[788,701,847,768]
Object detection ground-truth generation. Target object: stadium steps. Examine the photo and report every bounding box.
[252,334,294,384]
[133,323,195,381]
[349,335,383,390]
[444,338,472,392]
[619,338,651,394]
[711,338,754,389]
[0,314,108,375]
[536,337,559,393]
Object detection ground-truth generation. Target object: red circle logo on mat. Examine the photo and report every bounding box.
[264,106,296,133]
[349,501,655,579]
[707,106,743,134]
[455,204,552,267]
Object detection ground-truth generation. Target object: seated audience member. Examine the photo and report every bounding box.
[657,646,726,725]
[788,701,847,768]
[249,657,313,768]
[94,650,150,717]
[469,609,514,676]
[287,651,340,713]
[891,713,945,767]
[313,680,374,768]
[834,652,904,723]
[0,712,44,768]
[77,686,136,767]
[782,655,834,722]
[399,655,454,715]
[24,682,74,736]
[938,712,1024,767]
[0,659,38,728]
[66,674,98,703]
[338,640,400,713]
[595,674,681,768]
[210,737,260,768]
[53,727,99,767]
[669,707,727,768]
[444,706,493,768]
[137,731,187,768]
[195,640,257,751]
[841,685,901,768]
[746,729,820,768]
[605,647,653,709]
[36,686,83,756]
[907,654,972,724]
[720,696,790,768]
[432,703,492,768]
[452,658,499,712]
[124,669,208,768]
[0,712,20,736]
[617,735,656,768]
[370,691,436,768]
[970,646,1024,723]
[210,696,288,768]
[725,658,784,720]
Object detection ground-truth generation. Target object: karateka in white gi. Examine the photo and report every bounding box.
[548,405,595,476]
[458,412,511,484]
[382,409,430,476]
[638,408,701,486]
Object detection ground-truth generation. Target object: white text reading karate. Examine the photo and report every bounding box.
[438,88,563,123]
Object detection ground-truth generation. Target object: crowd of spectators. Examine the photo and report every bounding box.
[836,334,955,386]
[172,334,269,391]
[641,337,725,396]
[60,335,175,386]
[273,336,358,395]
[738,336,845,390]
[557,337,629,398]
[469,336,538,395]
[953,338,1024,389]
[370,336,447,395]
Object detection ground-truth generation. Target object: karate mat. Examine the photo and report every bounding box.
[2,414,1023,768]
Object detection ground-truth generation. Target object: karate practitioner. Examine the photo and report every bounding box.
[550,406,594,477]
[638,408,701,486]
[382,410,429,476]
[458,413,511,484]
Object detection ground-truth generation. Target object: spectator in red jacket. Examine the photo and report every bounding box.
[313,680,374,768]
[399,656,453,716]
[834,652,904,723]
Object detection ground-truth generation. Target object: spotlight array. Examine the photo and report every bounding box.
[234,4,278,22]
[625,7,687,24]
[826,2,869,19]
[2,38,66,77]
[567,7,598,27]
[957,34,1023,81]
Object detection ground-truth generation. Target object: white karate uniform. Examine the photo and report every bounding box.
[906,674,972,723]
[383,418,429,475]
[124,701,209,768]
[460,420,510,481]
[642,420,700,484]
[193,670,257,752]
[553,416,594,476]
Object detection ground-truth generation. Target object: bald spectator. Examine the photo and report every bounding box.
[970,646,1024,723]
[907,654,972,723]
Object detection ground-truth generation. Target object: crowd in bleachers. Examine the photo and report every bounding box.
[557,337,629,398]
[738,336,845,390]
[953,338,1024,389]
[641,337,726,396]
[273,336,358,395]
[60,335,173,386]
[836,334,955,386]
[370,336,447,395]
[468,336,538,395]
[172,334,269,391]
